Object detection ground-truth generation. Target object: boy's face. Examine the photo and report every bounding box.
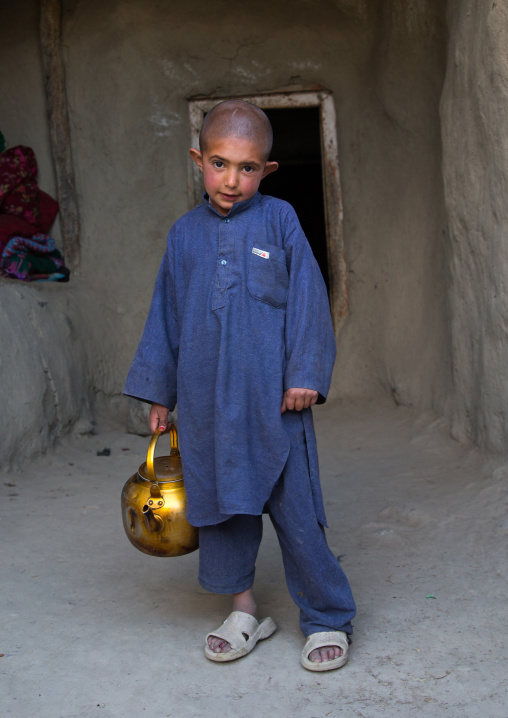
[190,136,278,216]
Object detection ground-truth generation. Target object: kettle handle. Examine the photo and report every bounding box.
[146,425,180,483]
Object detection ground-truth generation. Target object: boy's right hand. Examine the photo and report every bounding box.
[149,403,172,434]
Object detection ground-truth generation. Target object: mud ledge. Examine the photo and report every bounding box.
[0,278,94,469]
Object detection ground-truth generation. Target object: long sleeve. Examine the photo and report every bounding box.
[282,207,337,402]
[123,243,180,410]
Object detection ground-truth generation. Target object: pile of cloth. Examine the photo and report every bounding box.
[0,144,69,281]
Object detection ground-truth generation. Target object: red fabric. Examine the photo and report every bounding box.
[37,189,59,233]
[0,215,41,254]
[0,147,59,253]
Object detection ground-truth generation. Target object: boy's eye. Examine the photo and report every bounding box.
[212,161,224,169]
[243,165,255,173]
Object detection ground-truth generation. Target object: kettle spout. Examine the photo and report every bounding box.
[142,505,164,533]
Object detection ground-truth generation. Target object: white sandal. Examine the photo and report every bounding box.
[204,611,276,662]
[300,631,349,672]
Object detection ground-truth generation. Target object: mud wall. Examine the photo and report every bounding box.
[0,0,61,243]
[0,0,450,460]
[0,1,93,466]
[440,0,508,451]
[61,0,449,407]
[2,0,507,460]
[331,1,450,409]
[0,282,94,468]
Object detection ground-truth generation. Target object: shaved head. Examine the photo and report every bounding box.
[199,100,273,160]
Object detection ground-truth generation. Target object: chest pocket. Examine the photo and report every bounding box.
[247,243,289,308]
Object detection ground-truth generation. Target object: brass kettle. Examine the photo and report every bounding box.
[121,426,199,557]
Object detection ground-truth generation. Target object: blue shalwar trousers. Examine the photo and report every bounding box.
[198,412,356,637]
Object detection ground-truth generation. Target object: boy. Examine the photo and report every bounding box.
[124,100,356,671]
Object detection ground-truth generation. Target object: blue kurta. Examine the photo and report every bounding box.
[124,192,337,527]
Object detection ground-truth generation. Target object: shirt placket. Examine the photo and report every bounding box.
[211,217,232,310]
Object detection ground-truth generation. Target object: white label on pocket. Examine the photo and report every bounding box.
[252,247,270,259]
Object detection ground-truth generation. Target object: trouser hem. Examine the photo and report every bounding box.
[302,625,354,639]
[198,575,255,595]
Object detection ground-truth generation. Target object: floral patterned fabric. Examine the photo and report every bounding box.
[0,145,60,262]
[0,146,40,226]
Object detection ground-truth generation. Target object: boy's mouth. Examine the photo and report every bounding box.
[220,193,240,201]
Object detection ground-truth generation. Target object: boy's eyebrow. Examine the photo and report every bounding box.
[209,153,262,168]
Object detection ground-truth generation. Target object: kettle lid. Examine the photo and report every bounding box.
[138,452,183,483]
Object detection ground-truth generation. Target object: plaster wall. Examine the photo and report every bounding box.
[0,281,94,467]
[0,0,93,466]
[6,0,502,461]
[62,0,450,408]
[441,0,508,451]
[0,0,62,245]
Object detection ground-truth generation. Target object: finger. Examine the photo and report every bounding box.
[149,410,160,434]
[158,413,170,432]
[285,395,296,411]
[152,420,165,433]
[150,405,169,433]
[304,392,318,409]
[294,396,304,411]
[299,391,317,409]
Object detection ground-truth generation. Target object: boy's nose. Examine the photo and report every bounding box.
[224,170,239,188]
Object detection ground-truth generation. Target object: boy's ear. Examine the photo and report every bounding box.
[262,160,278,179]
[189,148,203,172]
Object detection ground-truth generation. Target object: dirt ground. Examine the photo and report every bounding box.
[1,398,507,717]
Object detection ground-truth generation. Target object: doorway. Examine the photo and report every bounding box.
[188,90,348,328]
[262,107,329,290]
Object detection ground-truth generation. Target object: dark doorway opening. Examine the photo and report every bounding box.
[261,107,329,290]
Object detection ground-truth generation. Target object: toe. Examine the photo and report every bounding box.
[208,635,231,653]
[325,647,338,661]
[309,645,343,663]
[309,648,321,663]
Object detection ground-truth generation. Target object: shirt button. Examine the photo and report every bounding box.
[221,260,227,265]
[225,218,230,223]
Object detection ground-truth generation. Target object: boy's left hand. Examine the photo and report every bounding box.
[281,388,319,413]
